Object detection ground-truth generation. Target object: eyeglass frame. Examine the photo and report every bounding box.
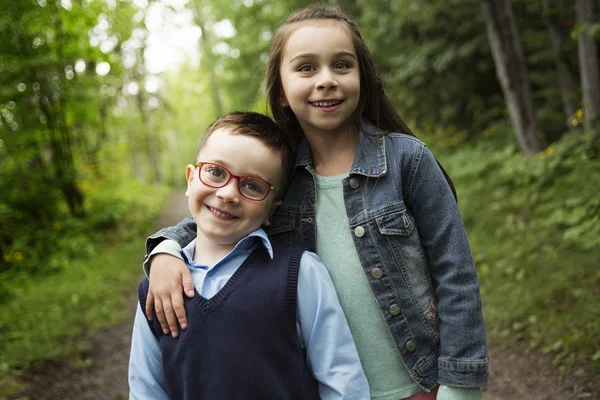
[194,161,276,201]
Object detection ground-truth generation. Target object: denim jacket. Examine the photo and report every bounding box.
[146,125,488,391]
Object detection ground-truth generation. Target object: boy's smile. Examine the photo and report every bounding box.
[185,128,282,255]
[206,205,238,219]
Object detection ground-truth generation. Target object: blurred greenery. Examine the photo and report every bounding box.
[431,129,600,373]
[0,0,598,385]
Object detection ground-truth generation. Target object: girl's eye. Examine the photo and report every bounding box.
[334,61,351,69]
[297,64,314,73]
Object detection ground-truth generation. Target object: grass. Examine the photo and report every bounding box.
[0,182,171,392]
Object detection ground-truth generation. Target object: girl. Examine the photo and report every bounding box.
[144,5,488,400]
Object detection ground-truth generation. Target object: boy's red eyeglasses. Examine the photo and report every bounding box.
[195,162,276,201]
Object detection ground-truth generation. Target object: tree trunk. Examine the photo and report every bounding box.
[39,94,86,218]
[134,46,162,184]
[541,0,578,131]
[576,0,600,135]
[136,89,163,184]
[481,0,544,154]
[193,4,223,118]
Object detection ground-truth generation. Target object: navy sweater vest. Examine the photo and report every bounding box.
[138,244,320,400]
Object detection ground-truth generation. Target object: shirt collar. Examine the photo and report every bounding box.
[294,119,387,177]
[181,228,274,267]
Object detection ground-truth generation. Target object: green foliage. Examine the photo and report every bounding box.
[0,182,170,379]
[435,130,600,372]
[0,177,168,300]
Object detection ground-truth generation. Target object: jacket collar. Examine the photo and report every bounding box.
[294,120,387,178]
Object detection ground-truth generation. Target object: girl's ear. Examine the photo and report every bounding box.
[280,95,289,107]
[263,200,282,227]
[185,164,195,197]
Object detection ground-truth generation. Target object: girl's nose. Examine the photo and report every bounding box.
[216,180,240,204]
[316,68,337,89]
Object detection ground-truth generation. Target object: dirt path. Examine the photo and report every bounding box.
[2,191,598,399]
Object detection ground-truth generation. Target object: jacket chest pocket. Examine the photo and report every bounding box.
[376,209,414,236]
[375,208,425,274]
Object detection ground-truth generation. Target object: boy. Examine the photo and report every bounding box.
[128,112,369,399]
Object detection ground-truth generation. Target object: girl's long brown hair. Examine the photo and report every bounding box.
[265,5,457,201]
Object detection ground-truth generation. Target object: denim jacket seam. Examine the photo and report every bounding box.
[404,142,425,205]
[438,357,489,370]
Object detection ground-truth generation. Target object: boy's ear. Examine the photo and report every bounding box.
[185,164,195,197]
[263,200,282,227]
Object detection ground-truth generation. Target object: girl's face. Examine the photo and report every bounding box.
[279,21,360,139]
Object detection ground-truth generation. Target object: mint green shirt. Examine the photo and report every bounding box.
[313,173,482,400]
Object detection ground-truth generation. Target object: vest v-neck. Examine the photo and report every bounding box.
[188,246,265,314]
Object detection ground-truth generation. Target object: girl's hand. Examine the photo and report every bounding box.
[145,253,195,338]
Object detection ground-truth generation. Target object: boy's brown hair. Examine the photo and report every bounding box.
[194,111,295,200]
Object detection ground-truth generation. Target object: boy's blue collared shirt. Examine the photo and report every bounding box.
[129,229,369,400]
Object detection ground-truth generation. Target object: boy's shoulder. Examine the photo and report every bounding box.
[269,241,307,259]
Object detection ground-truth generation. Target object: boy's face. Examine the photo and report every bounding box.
[185,128,283,247]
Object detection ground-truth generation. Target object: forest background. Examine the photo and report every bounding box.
[0,0,598,394]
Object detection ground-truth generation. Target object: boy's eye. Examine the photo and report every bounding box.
[205,165,227,180]
[242,179,265,194]
[297,64,315,73]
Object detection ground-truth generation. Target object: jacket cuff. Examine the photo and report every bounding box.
[437,357,489,387]
[143,239,183,277]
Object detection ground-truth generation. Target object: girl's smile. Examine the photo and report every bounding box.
[310,99,344,111]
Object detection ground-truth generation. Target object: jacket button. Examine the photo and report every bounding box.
[389,303,401,315]
[349,177,360,189]
[405,339,416,352]
[354,226,365,237]
[371,268,383,279]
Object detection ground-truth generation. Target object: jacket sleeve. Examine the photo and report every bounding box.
[406,145,488,387]
[145,217,197,257]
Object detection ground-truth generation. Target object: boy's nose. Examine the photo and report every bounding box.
[216,179,240,203]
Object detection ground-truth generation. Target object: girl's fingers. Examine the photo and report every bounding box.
[154,296,170,335]
[162,297,180,338]
[182,272,195,298]
[171,290,188,331]
[145,287,155,320]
